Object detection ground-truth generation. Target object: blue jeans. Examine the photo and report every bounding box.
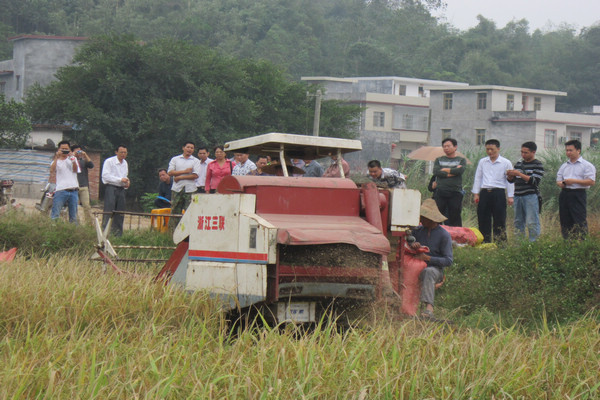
[514,193,540,241]
[51,189,79,223]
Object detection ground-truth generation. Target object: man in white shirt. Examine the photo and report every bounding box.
[556,139,596,239]
[50,140,80,223]
[472,139,514,243]
[168,141,201,229]
[101,145,130,236]
[195,146,213,193]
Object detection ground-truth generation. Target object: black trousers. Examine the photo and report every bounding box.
[559,189,587,239]
[477,189,507,243]
[103,185,126,236]
[434,190,463,227]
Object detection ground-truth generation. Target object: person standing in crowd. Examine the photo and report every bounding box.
[507,142,545,241]
[101,145,129,236]
[205,145,235,193]
[232,149,257,176]
[302,159,324,177]
[168,141,200,230]
[323,154,350,178]
[366,160,406,188]
[154,168,172,209]
[556,139,596,239]
[410,199,453,320]
[195,146,213,193]
[472,139,514,243]
[50,140,80,223]
[71,144,94,224]
[432,138,467,226]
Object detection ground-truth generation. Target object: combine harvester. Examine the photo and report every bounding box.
[155,133,423,324]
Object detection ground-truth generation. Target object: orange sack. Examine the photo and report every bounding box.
[400,244,429,316]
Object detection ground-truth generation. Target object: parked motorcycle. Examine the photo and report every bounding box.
[0,179,15,208]
[35,182,56,214]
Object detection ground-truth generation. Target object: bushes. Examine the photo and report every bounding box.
[0,211,96,257]
[439,236,600,323]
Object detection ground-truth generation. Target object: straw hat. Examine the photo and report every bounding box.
[420,198,447,223]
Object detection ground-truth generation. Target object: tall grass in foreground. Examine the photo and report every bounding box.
[1,256,599,399]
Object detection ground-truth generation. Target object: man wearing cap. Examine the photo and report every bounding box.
[410,199,453,320]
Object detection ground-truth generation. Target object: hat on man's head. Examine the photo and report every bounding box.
[420,198,447,223]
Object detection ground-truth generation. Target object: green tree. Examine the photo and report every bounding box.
[26,35,360,199]
[0,94,31,149]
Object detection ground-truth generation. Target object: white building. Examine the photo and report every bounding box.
[301,76,468,164]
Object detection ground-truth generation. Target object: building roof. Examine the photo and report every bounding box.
[427,85,567,96]
[8,35,87,41]
[302,76,469,87]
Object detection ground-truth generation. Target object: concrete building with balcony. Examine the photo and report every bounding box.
[428,85,600,153]
[0,35,100,200]
[301,76,468,165]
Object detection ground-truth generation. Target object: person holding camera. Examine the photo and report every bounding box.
[50,140,80,223]
[71,144,94,224]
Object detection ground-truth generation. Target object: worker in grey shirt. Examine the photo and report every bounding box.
[410,199,453,320]
[302,159,324,177]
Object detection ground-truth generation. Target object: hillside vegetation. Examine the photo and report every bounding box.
[2,0,599,111]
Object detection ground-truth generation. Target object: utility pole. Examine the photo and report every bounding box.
[312,90,321,137]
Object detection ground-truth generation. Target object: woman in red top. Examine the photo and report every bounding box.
[205,145,235,193]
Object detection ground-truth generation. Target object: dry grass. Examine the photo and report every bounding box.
[1,255,599,399]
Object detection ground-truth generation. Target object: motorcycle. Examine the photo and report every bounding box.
[35,182,57,214]
[0,178,15,208]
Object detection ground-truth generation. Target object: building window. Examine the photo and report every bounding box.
[476,129,486,145]
[418,86,424,97]
[521,94,528,111]
[0,81,5,94]
[477,93,487,110]
[534,97,542,111]
[570,132,582,142]
[373,111,385,127]
[403,114,414,130]
[442,129,452,140]
[545,129,557,148]
[15,75,20,91]
[398,85,406,96]
[443,93,453,110]
[506,94,514,111]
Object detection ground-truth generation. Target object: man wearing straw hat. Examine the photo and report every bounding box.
[410,199,454,319]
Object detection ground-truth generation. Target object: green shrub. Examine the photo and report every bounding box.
[440,236,600,324]
[0,211,96,257]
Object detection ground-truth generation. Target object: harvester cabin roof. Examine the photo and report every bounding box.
[223,133,362,160]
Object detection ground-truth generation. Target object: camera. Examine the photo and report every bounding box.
[77,150,82,154]
[61,150,70,154]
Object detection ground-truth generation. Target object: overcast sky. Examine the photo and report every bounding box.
[433,0,600,32]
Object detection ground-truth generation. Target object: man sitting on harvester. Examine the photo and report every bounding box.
[409,199,453,320]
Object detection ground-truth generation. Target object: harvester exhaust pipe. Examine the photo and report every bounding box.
[361,182,398,299]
